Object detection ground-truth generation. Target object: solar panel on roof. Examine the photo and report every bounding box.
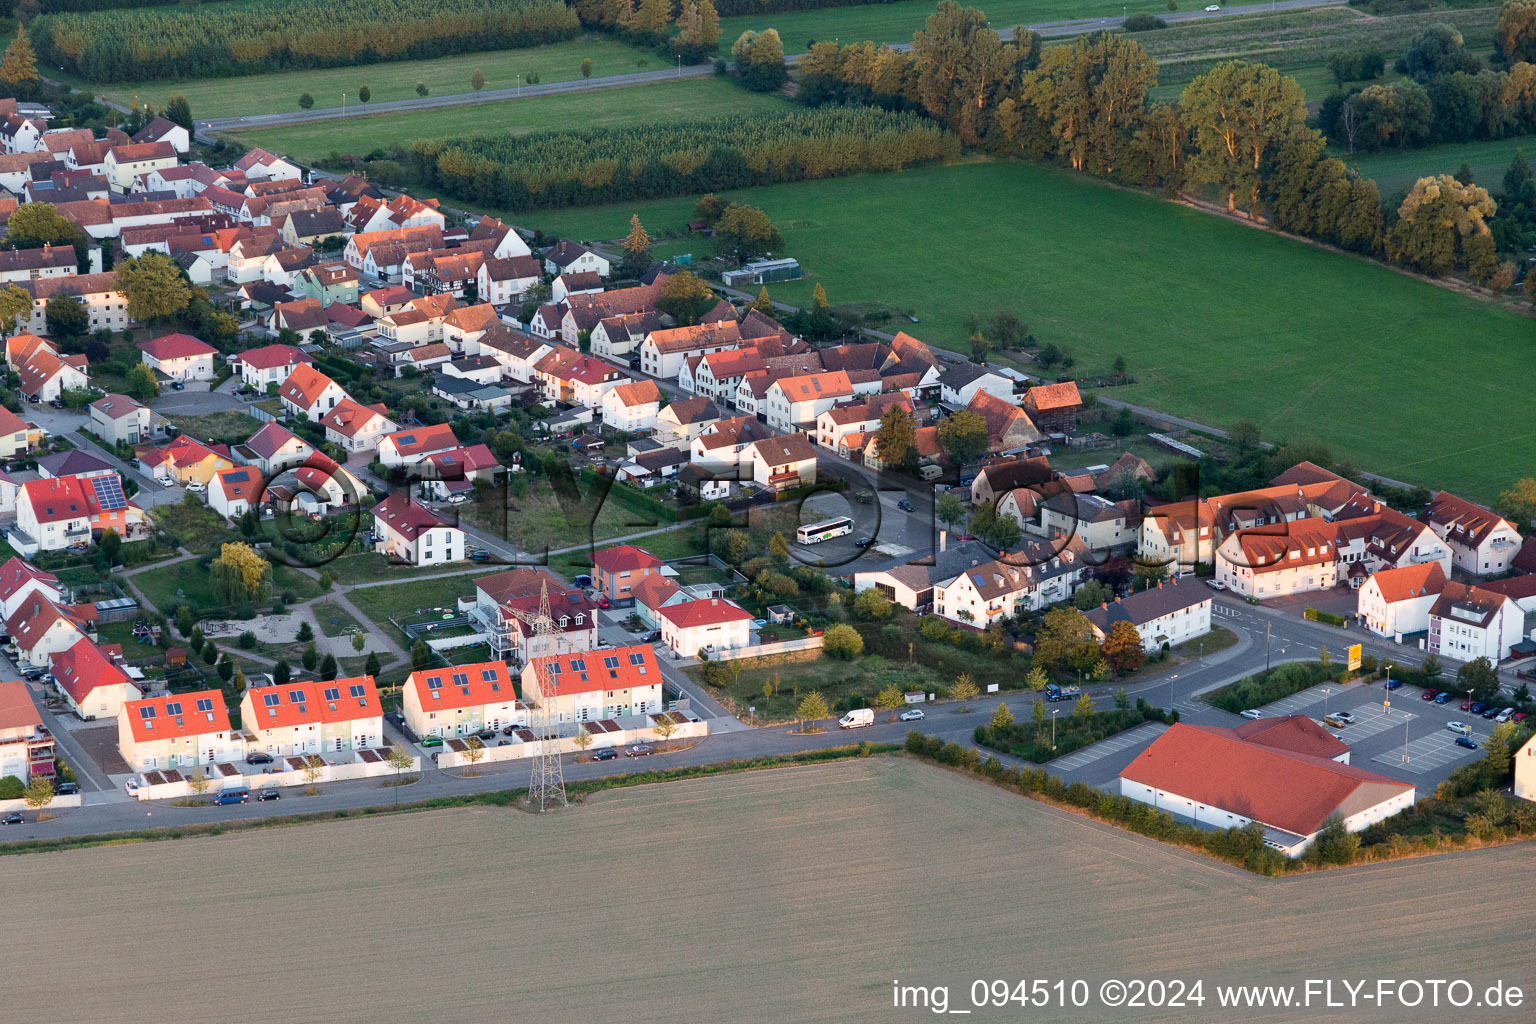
[349,683,365,698]
[195,698,213,712]
[139,706,156,719]
[165,701,182,716]
[225,470,250,483]
[263,693,279,706]
[91,474,127,510]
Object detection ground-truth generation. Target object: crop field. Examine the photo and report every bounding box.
[1341,134,1536,196]
[5,759,1534,1022]
[68,35,658,119]
[526,160,1534,499]
[711,0,1276,57]
[229,76,790,162]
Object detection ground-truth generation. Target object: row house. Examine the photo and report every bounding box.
[683,347,765,404]
[560,275,667,345]
[117,689,241,772]
[239,677,384,757]
[533,348,628,408]
[18,273,127,337]
[654,396,721,450]
[347,193,446,235]
[403,661,526,740]
[15,472,144,555]
[0,679,55,782]
[342,224,444,276]
[1356,562,1448,642]
[601,379,663,433]
[140,435,234,486]
[1083,581,1213,653]
[0,243,76,284]
[689,415,772,477]
[521,645,665,725]
[764,370,857,435]
[589,310,662,361]
[476,254,542,306]
[639,320,742,381]
[101,141,178,194]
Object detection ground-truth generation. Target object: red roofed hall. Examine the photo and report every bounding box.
[1119,723,1415,857]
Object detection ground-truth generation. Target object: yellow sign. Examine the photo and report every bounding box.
[1348,643,1363,672]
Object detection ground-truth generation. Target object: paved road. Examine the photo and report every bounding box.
[194,0,1349,137]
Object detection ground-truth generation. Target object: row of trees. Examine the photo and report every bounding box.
[34,0,580,82]
[573,0,721,64]
[1323,60,1536,154]
[411,107,958,211]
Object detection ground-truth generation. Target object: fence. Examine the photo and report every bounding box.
[0,794,82,814]
[434,716,708,769]
[131,751,421,801]
[708,634,824,663]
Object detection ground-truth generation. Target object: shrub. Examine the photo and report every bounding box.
[1122,12,1166,29]
[0,775,23,799]
[823,623,864,660]
[1206,660,1343,713]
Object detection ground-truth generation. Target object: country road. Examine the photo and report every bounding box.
[194,0,1348,137]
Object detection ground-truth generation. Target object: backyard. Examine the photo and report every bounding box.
[345,576,479,632]
[162,410,263,444]
[524,160,1536,499]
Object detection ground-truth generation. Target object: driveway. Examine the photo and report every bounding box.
[152,390,247,415]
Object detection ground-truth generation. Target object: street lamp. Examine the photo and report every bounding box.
[1322,686,1331,715]
[516,74,522,98]
[341,93,346,118]
[1050,708,1059,751]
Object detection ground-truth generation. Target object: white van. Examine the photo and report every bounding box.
[839,708,874,729]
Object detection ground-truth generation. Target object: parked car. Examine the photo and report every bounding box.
[1460,698,1474,711]
[26,394,39,403]
[48,398,63,409]
[1,812,22,825]
[1383,678,1402,691]
[854,537,874,549]
[1513,711,1528,722]
[245,752,274,765]
[256,789,281,801]
[1205,579,1225,591]
[123,779,140,795]
[170,381,185,390]
[625,744,654,757]
[419,735,443,748]
[1434,691,1453,704]
[899,708,926,722]
[896,498,916,512]
[467,550,491,562]
[593,748,618,761]
[1446,721,1473,736]
[573,574,593,588]
[212,789,249,805]
[1323,712,1355,728]
[641,630,661,643]
[1204,3,1220,9]
[1469,701,1488,715]
[1455,736,1480,750]
[475,729,497,742]
[597,596,611,609]
[1482,706,1502,719]
[1239,709,1263,720]
[1495,708,1514,723]
[55,781,78,796]
[1420,689,1439,701]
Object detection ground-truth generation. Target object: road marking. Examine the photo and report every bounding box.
[1326,704,1413,745]
[1049,722,1169,772]
[1371,732,1483,775]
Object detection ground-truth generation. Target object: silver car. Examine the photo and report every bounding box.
[899,709,925,722]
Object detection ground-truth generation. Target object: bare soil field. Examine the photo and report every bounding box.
[4,759,1533,1022]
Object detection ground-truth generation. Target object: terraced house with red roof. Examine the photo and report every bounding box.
[138,333,216,381]
[139,435,234,487]
[238,677,383,757]
[0,678,54,782]
[402,661,526,740]
[521,644,664,724]
[117,689,241,772]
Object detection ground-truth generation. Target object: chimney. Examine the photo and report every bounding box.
[1157,580,1163,589]
[1101,601,1108,610]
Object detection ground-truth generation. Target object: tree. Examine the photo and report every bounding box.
[1031,698,1046,736]
[620,213,652,277]
[99,528,121,566]
[797,689,830,730]
[298,92,314,110]
[1498,0,1536,64]
[352,632,366,653]
[301,758,323,795]
[301,643,318,671]
[186,768,210,800]
[1072,579,1114,611]
[768,532,790,561]
[875,684,905,721]
[296,621,315,643]
[874,402,920,473]
[1101,620,1146,675]
[652,713,679,750]
[936,492,967,532]
[365,652,382,677]
[44,293,88,339]
[1114,687,1131,711]
[319,652,337,681]
[1073,693,1095,718]
[414,82,428,97]
[655,270,716,325]
[1496,478,1536,529]
[165,94,192,131]
[210,543,272,604]
[114,251,192,321]
[200,641,218,667]
[274,659,291,686]
[460,736,486,775]
[1025,665,1049,691]
[581,58,593,78]
[990,701,1014,730]
[732,29,787,92]
[950,672,979,710]
[1183,61,1309,215]
[358,85,371,104]
[411,638,432,670]
[1458,656,1500,703]
[217,656,234,683]
[385,743,414,799]
[713,203,783,260]
[1398,23,1479,82]
[853,587,893,622]
[125,363,160,403]
[1034,607,1099,672]
[936,409,989,468]
[23,776,53,816]
[0,24,40,97]
[752,286,772,312]
[1421,654,1442,684]
[911,1,1027,147]
[0,284,34,334]
[823,623,864,660]
[1387,175,1497,276]
[471,68,485,93]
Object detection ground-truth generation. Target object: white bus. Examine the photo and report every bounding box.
[796,516,854,545]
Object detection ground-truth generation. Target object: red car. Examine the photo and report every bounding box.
[597,596,611,609]
[1460,699,1474,711]
[1420,689,1438,701]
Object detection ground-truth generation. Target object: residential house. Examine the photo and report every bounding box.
[1021,381,1083,433]
[15,341,88,402]
[764,370,855,434]
[1424,491,1524,577]
[940,364,1015,407]
[631,573,687,629]
[639,321,742,381]
[476,255,542,306]
[233,147,302,182]
[102,141,177,193]
[235,343,312,391]
[239,677,384,757]
[15,473,142,554]
[689,415,772,477]
[279,207,346,248]
[593,544,664,604]
[417,443,499,501]
[51,638,140,719]
[441,303,502,351]
[130,115,190,154]
[232,421,314,476]
[372,492,464,566]
[0,243,76,284]
[589,310,661,360]
[473,326,550,383]
[965,391,1043,455]
[293,264,359,306]
[533,348,628,408]
[551,270,602,304]
[971,456,1054,508]
[814,394,911,452]
[10,599,91,671]
[0,679,54,783]
[601,379,663,433]
[654,396,721,450]
[18,273,127,336]
[1357,562,1448,642]
[500,589,599,664]
[689,348,766,404]
[378,423,459,468]
[117,689,241,772]
[1083,580,1213,653]
[1427,582,1524,663]
[1037,492,1139,553]
[321,399,396,455]
[1119,723,1414,857]
[209,465,263,519]
[346,193,445,235]
[86,393,149,446]
[658,597,753,658]
[279,364,349,419]
[520,644,665,725]
[403,661,525,740]
[747,435,818,492]
[140,436,233,486]
[543,240,610,278]
[0,406,42,459]
[138,333,216,381]
[0,557,63,620]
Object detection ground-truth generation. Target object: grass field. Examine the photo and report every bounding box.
[5,759,1534,1021]
[345,575,478,630]
[524,160,1535,498]
[57,36,657,119]
[1340,134,1536,197]
[229,76,791,162]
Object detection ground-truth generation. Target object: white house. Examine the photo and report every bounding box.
[236,343,312,390]
[939,364,1015,407]
[521,644,664,724]
[1424,491,1524,577]
[117,689,242,772]
[1214,509,1451,600]
[1356,562,1448,642]
[658,598,753,658]
[88,393,150,446]
[232,421,314,476]
[234,147,302,182]
[138,333,216,381]
[102,141,178,194]
[51,638,141,720]
[0,557,63,621]
[321,399,397,455]
[601,379,663,433]
[764,371,855,434]
[377,423,460,468]
[403,660,526,740]
[543,240,610,278]
[278,364,350,420]
[0,679,53,784]
[372,492,464,566]
[746,434,818,492]
[209,465,263,520]
[1426,582,1525,664]
[1082,580,1212,653]
[239,677,383,757]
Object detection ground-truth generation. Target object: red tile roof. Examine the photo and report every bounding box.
[139,333,216,362]
[0,679,42,733]
[593,544,662,574]
[659,597,752,629]
[1231,714,1349,760]
[407,660,516,711]
[320,398,390,439]
[241,421,304,461]
[1365,562,1447,604]
[48,638,126,703]
[123,689,230,743]
[237,343,311,371]
[372,492,455,541]
[0,557,59,603]
[1120,723,1413,837]
[279,364,343,409]
[526,643,660,698]
[381,423,458,458]
[244,676,380,729]
[21,475,90,524]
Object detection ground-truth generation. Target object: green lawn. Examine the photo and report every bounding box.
[58,35,657,119]
[712,0,1276,56]
[229,76,791,162]
[161,410,262,443]
[312,600,363,638]
[526,160,1535,499]
[346,576,478,630]
[1338,135,1536,198]
[150,501,237,554]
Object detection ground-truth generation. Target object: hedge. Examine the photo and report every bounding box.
[1205,660,1344,714]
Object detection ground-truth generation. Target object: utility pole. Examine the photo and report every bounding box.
[1265,621,1271,672]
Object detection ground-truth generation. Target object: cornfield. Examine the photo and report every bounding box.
[411,106,959,211]
[34,0,581,83]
